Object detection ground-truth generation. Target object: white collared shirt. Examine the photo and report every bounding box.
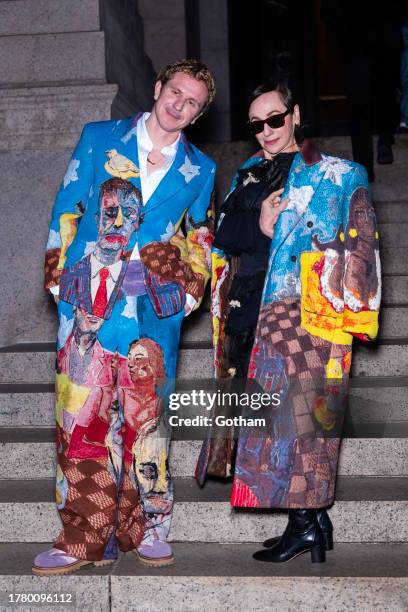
[90,254,123,305]
[136,112,180,203]
[134,114,196,315]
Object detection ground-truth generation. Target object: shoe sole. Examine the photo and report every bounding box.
[254,547,324,564]
[31,558,114,576]
[263,537,333,551]
[281,547,322,563]
[133,550,175,567]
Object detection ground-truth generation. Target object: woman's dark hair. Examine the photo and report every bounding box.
[248,74,305,144]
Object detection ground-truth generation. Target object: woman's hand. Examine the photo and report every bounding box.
[259,188,289,238]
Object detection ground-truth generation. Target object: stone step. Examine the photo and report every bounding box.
[375,201,408,223]
[204,134,408,159]
[0,0,100,36]
[314,134,408,157]
[347,381,408,422]
[1,378,406,427]
[0,339,407,383]
[381,248,408,275]
[351,343,408,377]
[0,32,106,85]
[0,543,407,612]
[378,307,408,337]
[0,542,407,612]
[382,278,408,306]
[372,168,408,201]
[379,223,408,247]
[1,425,407,480]
[0,477,407,543]
[0,83,118,151]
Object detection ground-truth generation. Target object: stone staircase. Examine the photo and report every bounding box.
[0,135,407,610]
[0,0,117,152]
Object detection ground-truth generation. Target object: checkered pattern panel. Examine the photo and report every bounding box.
[258,298,330,381]
[44,247,62,290]
[116,471,145,552]
[285,437,340,507]
[141,242,180,278]
[55,457,118,560]
[140,241,204,301]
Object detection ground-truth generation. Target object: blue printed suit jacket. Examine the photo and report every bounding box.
[44,114,216,318]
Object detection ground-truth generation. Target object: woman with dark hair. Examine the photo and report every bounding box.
[196,75,381,563]
[210,77,303,382]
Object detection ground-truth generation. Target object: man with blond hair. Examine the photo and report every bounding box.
[34,59,216,574]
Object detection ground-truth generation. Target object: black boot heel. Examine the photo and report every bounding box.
[263,509,334,552]
[322,530,333,551]
[254,510,328,563]
[311,545,326,564]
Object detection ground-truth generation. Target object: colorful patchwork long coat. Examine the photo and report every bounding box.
[44,114,215,560]
[196,140,380,510]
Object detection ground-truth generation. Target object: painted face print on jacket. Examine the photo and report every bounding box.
[59,179,143,318]
[94,178,142,266]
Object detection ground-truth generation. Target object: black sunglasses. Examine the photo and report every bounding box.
[247,109,291,136]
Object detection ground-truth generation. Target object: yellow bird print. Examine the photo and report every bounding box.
[104,149,140,179]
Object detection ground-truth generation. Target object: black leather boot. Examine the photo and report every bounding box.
[262,508,333,551]
[253,509,326,563]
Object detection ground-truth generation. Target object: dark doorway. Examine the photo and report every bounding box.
[185,0,347,142]
[315,0,348,135]
[228,0,319,139]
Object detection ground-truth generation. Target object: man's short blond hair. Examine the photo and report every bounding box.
[156,58,216,113]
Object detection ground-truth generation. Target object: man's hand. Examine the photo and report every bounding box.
[184,293,197,317]
[259,187,289,238]
[49,285,60,305]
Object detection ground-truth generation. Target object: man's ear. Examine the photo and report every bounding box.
[154,80,162,101]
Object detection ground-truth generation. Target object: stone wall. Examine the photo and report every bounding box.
[100,0,156,117]
[0,0,155,346]
[137,0,186,72]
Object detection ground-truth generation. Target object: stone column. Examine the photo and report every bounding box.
[185,0,231,142]
[99,0,156,117]
[137,0,186,72]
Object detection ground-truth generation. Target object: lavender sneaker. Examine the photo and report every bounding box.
[32,548,114,576]
[135,540,174,567]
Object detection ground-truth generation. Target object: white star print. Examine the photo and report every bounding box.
[63,159,80,188]
[287,185,314,214]
[121,126,138,144]
[178,156,200,183]
[320,156,351,186]
[160,221,177,241]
